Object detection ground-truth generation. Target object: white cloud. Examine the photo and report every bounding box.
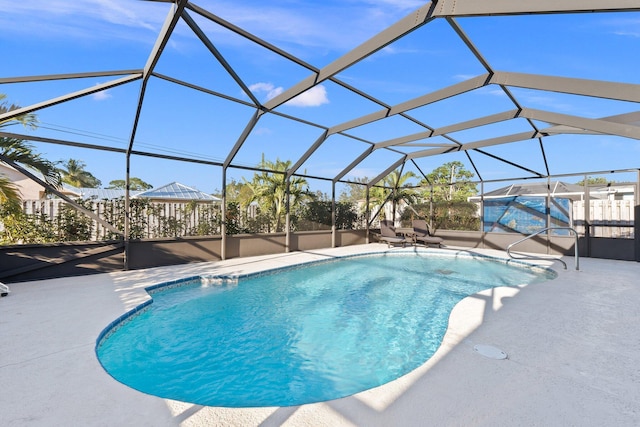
[602,17,640,38]
[249,82,284,101]
[285,86,329,107]
[0,0,425,55]
[183,1,421,54]
[0,0,163,42]
[90,83,112,101]
[92,90,112,101]
[520,95,575,113]
[347,168,380,180]
[485,88,506,96]
[614,30,640,38]
[253,127,272,136]
[93,0,156,31]
[249,83,329,107]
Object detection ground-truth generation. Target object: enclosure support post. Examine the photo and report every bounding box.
[546,176,551,255]
[392,187,397,227]
[429,183,434,235]
[331,182,336,248]
[221,167,227,260]
[365,187,370,244]
[285,177,291,253]
[480,181,485,248]
[583,175,591,257]
[124,154,131,270]
[635,170,640,262]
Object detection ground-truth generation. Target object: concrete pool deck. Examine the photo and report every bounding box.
[1,244,639,426]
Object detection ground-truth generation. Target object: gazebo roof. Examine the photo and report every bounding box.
[135,182,220,202]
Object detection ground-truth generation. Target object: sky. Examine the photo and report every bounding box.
[1,0,640,195]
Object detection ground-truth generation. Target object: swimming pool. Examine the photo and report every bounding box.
[96,252,556,407]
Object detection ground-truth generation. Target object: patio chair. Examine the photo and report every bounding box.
[379,220,408,248]
[412,219,444,248]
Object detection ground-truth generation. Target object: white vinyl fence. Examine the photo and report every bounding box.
[573,199,635,238]
[21,199,222,240]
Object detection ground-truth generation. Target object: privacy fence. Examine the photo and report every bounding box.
[1,198,366,244]
[1,196,635,245]
[573,199,635,238]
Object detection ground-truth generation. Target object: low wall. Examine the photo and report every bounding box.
[126,237,223,270]
[0,228,635,283]
[0,230,368,283]
[0,241,125,283]
[432,230,634,261]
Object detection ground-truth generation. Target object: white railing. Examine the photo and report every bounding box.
[506,227,579,271]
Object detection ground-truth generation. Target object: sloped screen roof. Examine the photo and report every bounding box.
[1,0,639,194]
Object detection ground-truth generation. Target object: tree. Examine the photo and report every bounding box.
[0,94,61,210]
[338,177,368,203]
[297,200,360,230]
[107,178,153,191]
[0,176,21,213]
[422,161,477,202]
[414,161,479,231]
[369,170,418,221]
[58,159,101,188]
[225,178,255,204]
[0,94,37,129]
[241,158,313,232]
[575,176,611,186]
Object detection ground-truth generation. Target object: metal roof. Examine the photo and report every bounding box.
[60,183,215,201]
[472,181,637,202]
[480,182,584,198]
[1,0,639,196]
[76,188,141,200]
[135,182,220,201]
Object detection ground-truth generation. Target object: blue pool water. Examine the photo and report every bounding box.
[96,253,555,407]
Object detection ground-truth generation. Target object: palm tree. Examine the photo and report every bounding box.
[0,94,37,129]
[0,175,21,213]
[0,94,61,210]
[59,159,102,188]
[369,170,417,223]
[243,158,311,232]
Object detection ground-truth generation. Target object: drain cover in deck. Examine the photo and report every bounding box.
[473,344,508,360]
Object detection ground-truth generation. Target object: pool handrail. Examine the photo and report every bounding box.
[506,227,579,271]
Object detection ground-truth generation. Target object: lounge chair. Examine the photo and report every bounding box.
[412,219,444,247]
[379,220,407,248]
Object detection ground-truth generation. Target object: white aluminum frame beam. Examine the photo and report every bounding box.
[374,109,521,150]
[329,74,491,135]
[490,72,640,103]
[406,109,640,161]
[542,111,640,135]
[181,10,261,106]
[0,70,142,84]
[264,2,437,110]
[433,0,640,17]
[0,74,141,123]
